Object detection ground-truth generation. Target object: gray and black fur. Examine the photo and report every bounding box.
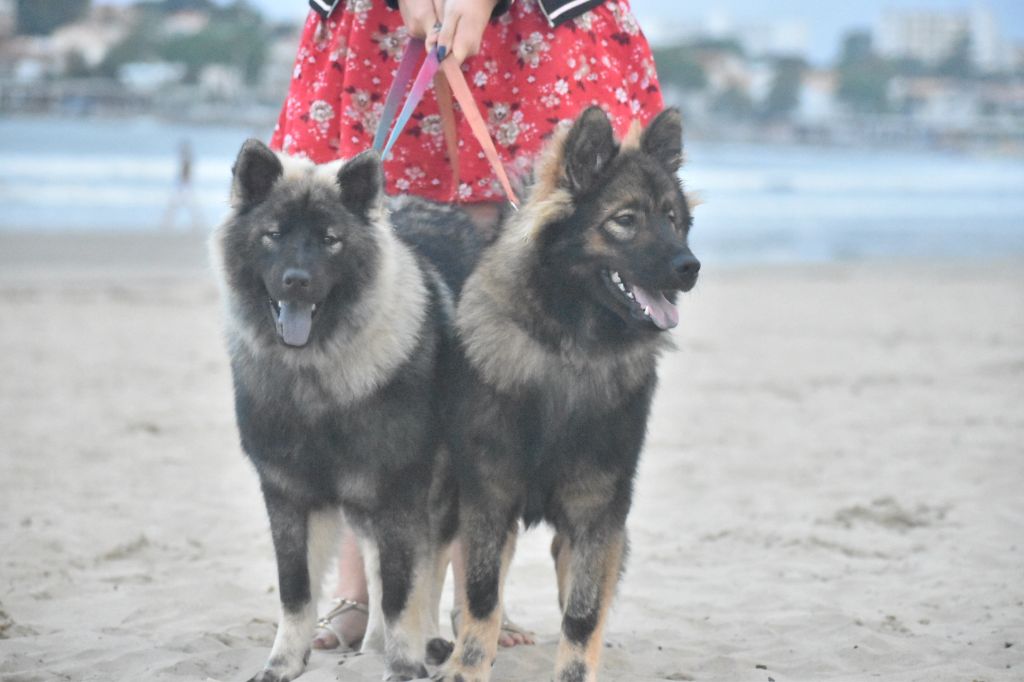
[212,141,462,682]
[429,107,700,682]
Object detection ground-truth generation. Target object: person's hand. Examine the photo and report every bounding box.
[434,0,500,64]
[397,0,443,40]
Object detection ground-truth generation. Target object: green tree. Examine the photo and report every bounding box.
[652,45,708,91]
[16,0,90,36]
[711,86,754,120]
[98,1,269,85]
[762,57,806,120]
[838,30,873,67]
[937,32,973,79]
[836,30,892,113]
[158,10,269,84]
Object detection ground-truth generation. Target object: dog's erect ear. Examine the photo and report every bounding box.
[564,106,617,194]
[640,108,684,173]
[231,139,283,207]
[336,150,383,219]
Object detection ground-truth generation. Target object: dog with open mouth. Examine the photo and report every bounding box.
[212,140,460,682]
[427,106,700,682]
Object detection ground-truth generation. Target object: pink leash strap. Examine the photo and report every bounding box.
[374,39,520,209]
[371,39,425,154]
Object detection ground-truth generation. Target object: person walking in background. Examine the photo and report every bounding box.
[160,140,206,231]
[269,0,665,653]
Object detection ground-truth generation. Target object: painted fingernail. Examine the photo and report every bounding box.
[437,45,447,60]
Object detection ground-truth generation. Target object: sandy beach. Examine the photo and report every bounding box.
[0,230,1021,682]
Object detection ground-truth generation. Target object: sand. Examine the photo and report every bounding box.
[0,231,1021,682]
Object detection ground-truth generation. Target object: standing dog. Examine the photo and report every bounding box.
[212,141,459,682]
[432,107,700,682]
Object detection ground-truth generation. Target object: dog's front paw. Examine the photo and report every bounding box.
[247,654,307,682]
[383,660,428,682]
[431,665,489,682]
[247,671,291,682]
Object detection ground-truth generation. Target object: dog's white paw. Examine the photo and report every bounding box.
[247,653,307,682]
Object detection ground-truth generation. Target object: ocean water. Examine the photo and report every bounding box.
[2,117,1023,264]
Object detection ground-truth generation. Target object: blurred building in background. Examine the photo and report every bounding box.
[0,0,299,123]
[649,2,1023,153]
[877,4,1014,74]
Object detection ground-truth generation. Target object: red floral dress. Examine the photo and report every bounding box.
[270,0,664,203]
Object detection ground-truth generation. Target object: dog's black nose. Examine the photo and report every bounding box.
[282,268,311,290]
[672,252,701,278]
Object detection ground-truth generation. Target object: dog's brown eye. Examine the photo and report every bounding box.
[614,213,637,228]
[264,231,282,242]
[323,234,340,247]
[606,213,638,241]
[666,208,677,222]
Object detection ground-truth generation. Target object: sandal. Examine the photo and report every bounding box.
[450,606,535,648]
[312,598,369,651]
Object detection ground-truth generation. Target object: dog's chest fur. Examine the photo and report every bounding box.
[456,235,663,416]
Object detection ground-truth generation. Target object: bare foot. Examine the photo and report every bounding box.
[451,607,535,648]
[311,598,368,651]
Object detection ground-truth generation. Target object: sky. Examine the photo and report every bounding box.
[103,0,1024,64]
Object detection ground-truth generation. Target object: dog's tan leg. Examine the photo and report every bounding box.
[551,532,572,612]
[553,529,625,682]
[435,528,517,682]
[382,552,435,681]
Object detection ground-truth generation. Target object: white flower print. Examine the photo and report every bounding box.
[372,26,404,60]
[615,87,628,104]
[573,11,595,31]
[473,71,488,87]
[541,93,560,108]
[420,114,443,137]
[517,31,550,69]
[554,78,569,96]
[344,89,382,135]
[346,0,372,16]
[309,100,335,123]
[496,119,520,146]
[609,2,640,36]
[488,102,512,126]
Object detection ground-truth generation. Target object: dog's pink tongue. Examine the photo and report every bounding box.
[277,302,314,347]
[631,285,679,330]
